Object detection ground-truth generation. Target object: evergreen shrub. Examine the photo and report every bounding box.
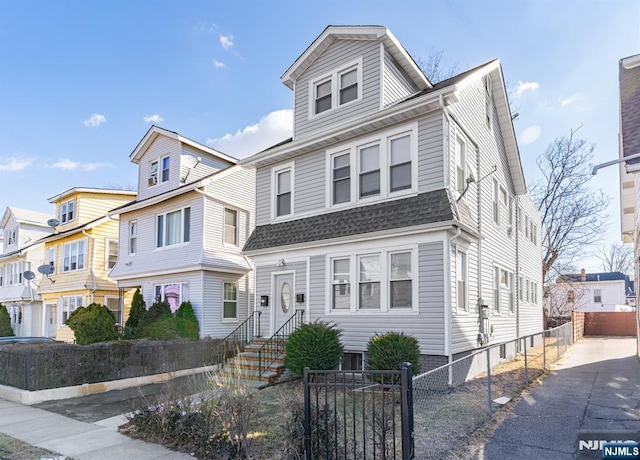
[284,321,343,375]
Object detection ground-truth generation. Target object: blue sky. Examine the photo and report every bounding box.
[1,0,638,270]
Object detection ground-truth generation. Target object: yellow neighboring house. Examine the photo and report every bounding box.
[37,187,136,342]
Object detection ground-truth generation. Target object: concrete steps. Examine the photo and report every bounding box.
[218,337,288,387]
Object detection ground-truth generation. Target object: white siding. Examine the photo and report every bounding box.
[417,112,445,192]
[382,49,419,108]
[255,167,271,226]
[136,136,182,201]
[180,145,232,184]
[294,39,381,139]
[295,151,326,215]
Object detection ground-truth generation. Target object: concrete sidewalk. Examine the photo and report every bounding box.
[482,337,640,459]
[0,398,191,459]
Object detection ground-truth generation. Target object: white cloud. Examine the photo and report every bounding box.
[50,158,112,171]
[0,156,32,171]
[220,34,234,50]
[82,113,106,127]
[206,109,293,158]
[520,125,542,145]
[213,58,226,69]
[144,114,164,124]
[559,93,579,107]
[514,81,540,97]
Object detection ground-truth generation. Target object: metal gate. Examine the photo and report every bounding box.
[303,363,414,460]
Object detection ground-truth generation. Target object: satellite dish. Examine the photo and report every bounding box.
[47,219,60,228]
[23,271,35,281]
[37,265,54,275]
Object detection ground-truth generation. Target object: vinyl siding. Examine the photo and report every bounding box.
[294,39,381,139]
[517,194,543,335]
[450,241,482,354]
[417,112,445,192]
[294,151,326,215]
[201,271,250,338]
[180,145,232,184]
[110,192,205,279]
[136,135,182,201]
[55,192,134,233]
[255,167,271,226]
[382,49,419,108]
[254,260,307,336]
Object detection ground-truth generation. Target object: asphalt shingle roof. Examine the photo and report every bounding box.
[244,189,454,252]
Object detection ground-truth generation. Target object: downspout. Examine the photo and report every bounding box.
[515,196,521,342]
[82,230,97,304]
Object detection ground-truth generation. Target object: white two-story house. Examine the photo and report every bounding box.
[241,25,543,370]
[0,207,54,336]
[109,126,255,338]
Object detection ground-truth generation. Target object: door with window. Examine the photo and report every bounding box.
[274,273,295,332]
[45,304,57,337]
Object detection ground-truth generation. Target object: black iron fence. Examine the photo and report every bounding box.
[0,338,224,391]
[219,311,259,368]
[303,363,415,460]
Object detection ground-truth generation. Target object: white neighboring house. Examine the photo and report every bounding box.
[241,26,543,371]
[546,270,636,315]
[0,207,54,336]
[109,126,255,338]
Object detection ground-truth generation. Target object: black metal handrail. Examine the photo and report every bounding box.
[218,311,260,367]
[257,309,304,377]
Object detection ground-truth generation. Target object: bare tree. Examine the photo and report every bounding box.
[531,126,610,286]
[416,49,459,84]
[598,242,633,274]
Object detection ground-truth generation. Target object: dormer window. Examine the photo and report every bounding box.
[60,199,75,224]
[149,155,169,186]
[149,160,158,186]
[161,156,170,182]
[315,79,332,114]
[310,58,362,118]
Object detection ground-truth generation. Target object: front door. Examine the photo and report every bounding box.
[274,273,295,332]
[45,304,57,338]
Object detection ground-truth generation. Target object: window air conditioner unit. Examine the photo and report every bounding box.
[148,176,157,186]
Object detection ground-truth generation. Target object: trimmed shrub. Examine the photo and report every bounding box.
[0,303,15,337]
[284,321,343,375]
[175,301,199,340]
[138,300,171,331]
[123,288,147,338]
[366,331,421,375]
[141,318,179,340]
[65,303,118,345]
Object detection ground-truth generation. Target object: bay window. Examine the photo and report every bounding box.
[63,240,86,272]
[155,282,189,312]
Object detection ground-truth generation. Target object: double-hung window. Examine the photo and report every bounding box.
[63,240,85,272]
[6,228,16,245]
[331,258,351,310]
[311,59,361,117]
[508,273,515,313]
[156,207,190,248]
[339,67,358,104]
[332,152,350,205]
[315,79,332,114]
[47,246,57,273]
[456,250,467,312]
[149,160,159,186]
[60,199,75,224]
[359,144,381,198]
[106,239,118,269]
[161,156,170,182]
[358,255,380,310]
[224,208,238,246]
[61,295,84,325]
[389,252,412,309]
[275,167,292,217]
[593,289,602,303]
[129,220,137,254]
[328,248,416,313]
[223,282,238,320]
[389,135,411,192]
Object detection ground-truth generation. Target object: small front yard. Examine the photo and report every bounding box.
[0,433,68,460]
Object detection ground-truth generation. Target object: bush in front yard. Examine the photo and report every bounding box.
[65,303,118,345]
[366,331,421,375]
[284,321,343,375]
[0,303,14,337]
[175,301,200,340]
[123,288,147,339]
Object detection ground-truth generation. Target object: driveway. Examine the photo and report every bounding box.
[480,337,640,459]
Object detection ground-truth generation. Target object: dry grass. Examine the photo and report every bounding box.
[0,433,68,460]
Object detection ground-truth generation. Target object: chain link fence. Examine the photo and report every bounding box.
[411,323,573,458]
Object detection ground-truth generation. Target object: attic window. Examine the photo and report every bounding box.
[310,58,362,118]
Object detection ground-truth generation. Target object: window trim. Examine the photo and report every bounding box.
[104,295,122,326]
[62,238,87,273]
[161,155,170,183]
[325,123,418,209]
[308,57,363,119]
[325,245,418,315]
[128,220,137,255]
[222,281,239,322]
[59,198,76,224]
[155,207,191,248]
[271,162,295,220]
[47,246,57,274]
[148,159,159,186]
[105,238,118,270]
[223,208,239,247]
[455,248,468,313]
[60,295,85,326]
